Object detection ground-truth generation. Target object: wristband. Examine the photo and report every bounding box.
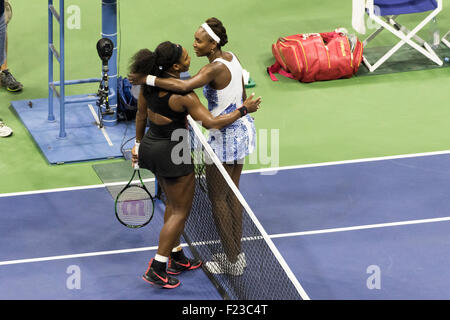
[146,75,156,86]
[238,106,248,117]
[135,140,140,155]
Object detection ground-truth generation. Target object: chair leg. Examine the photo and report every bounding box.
[388,17,443,66]
[366,15,443,72]
[362,24,385,71]
[442,31,450,49]
[362,0,444,72]
[362,56,375,72]
[363,25,385,47]
[387,17,426,47]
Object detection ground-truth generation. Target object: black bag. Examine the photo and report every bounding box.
[117,76,137,121]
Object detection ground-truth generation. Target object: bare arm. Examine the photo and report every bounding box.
[131,87,148,166]
[129,64,220,93]
[178,92,261,130]
[242,77,247,101]
[135,87,148,143]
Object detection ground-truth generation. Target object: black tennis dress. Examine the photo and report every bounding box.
[138,90,194,178]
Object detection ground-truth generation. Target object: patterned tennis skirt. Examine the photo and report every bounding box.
[207,103,256,163]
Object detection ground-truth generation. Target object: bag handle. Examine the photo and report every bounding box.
[267,62,296,82]
[267,63,280,81]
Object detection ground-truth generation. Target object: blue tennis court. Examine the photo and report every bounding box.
[1,152,449,300]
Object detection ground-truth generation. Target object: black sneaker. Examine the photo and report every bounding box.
[142,259,180,289]
[0,69,23,92]
[167,256,202,275]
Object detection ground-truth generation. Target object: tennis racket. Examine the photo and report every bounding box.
[115,163,155,228]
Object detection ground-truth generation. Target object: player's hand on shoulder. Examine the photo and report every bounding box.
[128,73,147,85]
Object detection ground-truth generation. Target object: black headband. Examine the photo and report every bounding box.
[157,43,183,71]
[171,44,183,65]
[162,44,182,69]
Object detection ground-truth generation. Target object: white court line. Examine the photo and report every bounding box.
[243,149,450,175]
[0,243,188,267]
[88,104,114,147]
[0,246,156,266]
[0,177,156,198]
[1,216,449,267]
[269,216,450,238]
[1,150,449,198]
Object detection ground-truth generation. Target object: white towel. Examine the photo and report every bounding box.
[352,0,367,34]
[242,69,250,85]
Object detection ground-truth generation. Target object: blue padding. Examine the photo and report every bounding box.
[373,0,437,16]
[11,95,136,164]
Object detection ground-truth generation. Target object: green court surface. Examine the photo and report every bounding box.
[0,0,449,193]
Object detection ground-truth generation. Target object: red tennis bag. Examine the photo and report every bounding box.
[267,30,364,83]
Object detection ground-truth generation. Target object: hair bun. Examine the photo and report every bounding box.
[206,17,228,47]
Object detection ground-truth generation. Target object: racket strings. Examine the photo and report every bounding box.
[116,186,153,226]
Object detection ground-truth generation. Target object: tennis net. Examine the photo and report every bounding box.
[158,115,308,300]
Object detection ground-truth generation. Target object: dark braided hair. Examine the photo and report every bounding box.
[129,41,182,98]
[205,17,228,49]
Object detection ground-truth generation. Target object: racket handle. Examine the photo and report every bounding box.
[135,141,140,154]
[133,141,140,170]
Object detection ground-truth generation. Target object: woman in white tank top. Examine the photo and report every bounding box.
[129,17,262,275]
[202,51,256,164]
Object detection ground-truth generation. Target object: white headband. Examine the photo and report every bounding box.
[201,23,220,44]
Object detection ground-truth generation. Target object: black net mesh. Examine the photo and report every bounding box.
[158,117,304,300]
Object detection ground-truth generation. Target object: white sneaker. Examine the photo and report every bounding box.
[0,120,13,137]
[205,252,246,276]
[212,252,247,268]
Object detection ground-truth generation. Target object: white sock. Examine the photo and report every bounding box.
[155,254,168,263]
[172,245,182,252]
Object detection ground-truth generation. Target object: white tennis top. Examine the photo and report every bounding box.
[202,52,256,163]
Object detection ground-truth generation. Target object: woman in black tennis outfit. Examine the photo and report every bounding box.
[129,18,257,275]
[129,41,261,288]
